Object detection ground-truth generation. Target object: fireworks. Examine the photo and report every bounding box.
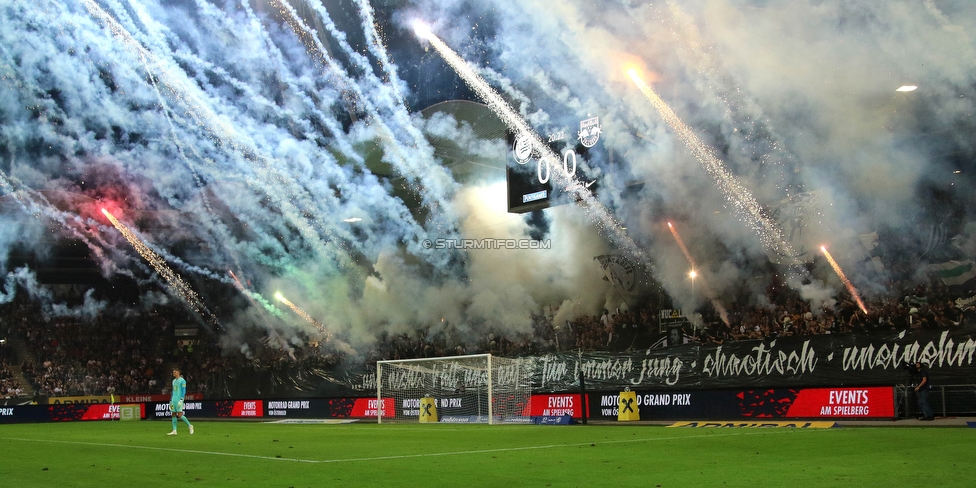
[821,246,868,314]
[228,269,278,315]
[667,221,695,268]
[629,70,803,277]
[101,209,216,324]
[416,23,642,258]
[666,221,730,325]
[275,291,327,332]
[228,270,246,291]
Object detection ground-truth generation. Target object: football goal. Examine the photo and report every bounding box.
[376,354,532,424]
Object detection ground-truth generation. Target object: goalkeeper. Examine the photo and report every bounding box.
[167,368,194,436]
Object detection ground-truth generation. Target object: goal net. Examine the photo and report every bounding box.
[376,354,532,424]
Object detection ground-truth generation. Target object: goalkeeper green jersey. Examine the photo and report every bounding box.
[172,377,186,404]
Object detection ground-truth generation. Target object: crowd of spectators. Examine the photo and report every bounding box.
[359,272,976,360]
[4,297,179,398]
[1,361,24,398]
[0,294,346,400]
[529,284,975,354]
[2,251,976,399]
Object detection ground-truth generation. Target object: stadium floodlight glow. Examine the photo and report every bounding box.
[896,85,917,92]
[412,20,432,40]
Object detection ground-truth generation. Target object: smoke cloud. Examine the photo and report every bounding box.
[0,0,973,355]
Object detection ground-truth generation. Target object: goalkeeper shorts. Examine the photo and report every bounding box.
[171,400,185,413]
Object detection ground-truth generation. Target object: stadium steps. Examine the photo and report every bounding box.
[7,336,37,399]
[9,365,35,399]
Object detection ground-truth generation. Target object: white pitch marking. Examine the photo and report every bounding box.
[3,429,808,464]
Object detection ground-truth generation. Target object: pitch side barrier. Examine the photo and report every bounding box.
[4,386,969,423]
[0,388,888,424]
[525,387,897,422]
[1,396,525,424]
[586,386,896,421]
[0,397,395,424]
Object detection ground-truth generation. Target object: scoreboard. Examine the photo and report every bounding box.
[506,116,605,213]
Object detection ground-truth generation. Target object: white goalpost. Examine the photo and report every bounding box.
[376,353,532,424]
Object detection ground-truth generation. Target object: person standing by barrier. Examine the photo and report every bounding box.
[914,361,935,421]
[168,368,194,435]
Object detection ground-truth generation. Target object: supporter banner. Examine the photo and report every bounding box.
[214,327,976,398]
[587,387,895,420]
[520,326,976,393]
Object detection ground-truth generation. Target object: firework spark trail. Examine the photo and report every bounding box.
[114,1,337,279]
[0,170,43,221]
[304,0,440,162]
[277,1,457,229]
[821,246,868,314]
[229,270,281,316]
[79,0,243,157]
[108,3,358,279]
[274,292,354,355]
[663,0,801,197]
[274,292,324,329]
[355,0,406,106]
[666,222,730,325]
[185,0,366,167]
[228,270,248,294]
[308,1,431,152]
[666,221,696,268]
[112,0,215,216]
[99,0,451,279]
[628,70,804,277]
[101,208,217,324]
[415,25,643,258]
[0,169,110,262]
[83,0,360,269]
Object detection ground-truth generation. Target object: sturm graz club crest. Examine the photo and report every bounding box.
[512,132,535,165]
[595,254,636,292]
[577,117,601,148]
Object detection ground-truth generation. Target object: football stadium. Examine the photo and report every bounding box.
[1,0,976,485]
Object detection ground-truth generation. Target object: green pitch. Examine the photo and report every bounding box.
[0,421,972,486]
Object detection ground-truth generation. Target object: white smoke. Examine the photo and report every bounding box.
[0,0,973,354]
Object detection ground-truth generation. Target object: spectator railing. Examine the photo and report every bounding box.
[895,384,976,418]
